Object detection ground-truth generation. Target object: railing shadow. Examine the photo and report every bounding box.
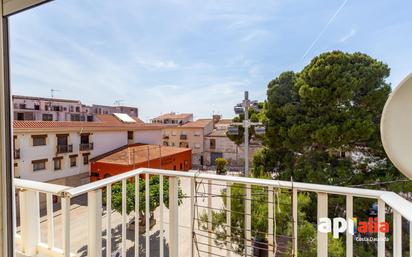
[76,223,169,257]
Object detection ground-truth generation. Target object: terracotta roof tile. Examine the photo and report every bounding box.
[13,114,162,131]
[180,119,212,128]
[92,144,191,165]
[152,113,193,120]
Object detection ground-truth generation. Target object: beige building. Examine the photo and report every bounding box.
[162,119,213,165]
[204,118,261,168]
[152,112,193,125]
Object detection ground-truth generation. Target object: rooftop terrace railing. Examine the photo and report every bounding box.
[14,168,412,257]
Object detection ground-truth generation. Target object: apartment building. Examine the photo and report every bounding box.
[13,95,92,122]
[13,114,163,186]
[151,112,193,125]
[87,104,138,117]
[162,119,213,166]
[12,95,138,122]
[204,118,261,167]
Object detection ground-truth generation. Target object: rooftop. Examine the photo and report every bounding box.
[12,94,81,104]
[91,144,191,165]
[152,112,193,120]
[180,119,212,128]
[13,114,162,132]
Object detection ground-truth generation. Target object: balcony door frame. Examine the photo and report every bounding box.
[0,1,53,256]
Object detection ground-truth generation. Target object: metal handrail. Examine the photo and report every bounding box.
[16,167,409,222]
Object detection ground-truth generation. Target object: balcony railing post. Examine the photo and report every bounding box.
[169,176,179,257]
[393,210,402,257]
[19,190,40,256]
[226,182,232,257]
[88,189,102,257]
[377,199,385,257]
[245,184,252,256]
[292,188,298,257]
[268,187,274,257]
[62,196,71,257]
[317,193,328,257]
[346,195,353,257]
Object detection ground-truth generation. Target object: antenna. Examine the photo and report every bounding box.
[50,89,61,98]
[113,99,124,106]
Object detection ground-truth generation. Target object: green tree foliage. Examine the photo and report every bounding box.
[253,51,412,256]
[109,176,185,225]
[257,51,411,191]
[199,184,344,256]
[216,158,228,174]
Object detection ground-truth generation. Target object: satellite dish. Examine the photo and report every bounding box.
[381,73,412,179]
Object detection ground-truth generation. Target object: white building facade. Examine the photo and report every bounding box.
[13,114,162,186]
[13,95,138,122]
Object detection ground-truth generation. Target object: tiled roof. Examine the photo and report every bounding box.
[91,144,191,165]
[181,119,212,128]
[12,95,81,104]
[152,112,193,120]
[206,129,228,137]
[216,119,233,125]
[13,114,162,131]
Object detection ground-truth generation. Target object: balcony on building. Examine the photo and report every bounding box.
[56,134,73,154]
[56,144,73,154]
[79,133,93,151]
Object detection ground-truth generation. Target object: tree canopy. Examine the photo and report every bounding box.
[255,51,410,190]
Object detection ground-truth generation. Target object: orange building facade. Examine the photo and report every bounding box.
[90,144,192,181]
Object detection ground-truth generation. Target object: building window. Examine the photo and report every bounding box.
[17,113,24,120]
[128,131,134,140]
[70,155,77,167]
[42,114,53,121]
[32,159,47,172]
[194,143,201,149]
[53,157,62,171]
[32,135,47,146]
[34,104,40,110]
[210,139,216,149]
[75,106,80,112]
[83,153,90,165]
[194,131,201,136]
[171,131,177,136]
[180,163,183,170]
[70,114,81,121]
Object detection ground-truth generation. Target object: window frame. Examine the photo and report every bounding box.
[69,154,77,167]
[32,134,47,146]
[32,159,47,172]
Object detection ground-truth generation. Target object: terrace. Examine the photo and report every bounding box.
[13,168,412,257]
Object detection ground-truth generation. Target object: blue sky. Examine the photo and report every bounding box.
[9,0,412,121]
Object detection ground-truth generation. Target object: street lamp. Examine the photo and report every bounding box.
[231,91,265,177]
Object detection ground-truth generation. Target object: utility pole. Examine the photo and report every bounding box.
[231,91,263,177]
[243,91,250,176]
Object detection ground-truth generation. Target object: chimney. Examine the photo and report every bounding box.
[212,114,221,128]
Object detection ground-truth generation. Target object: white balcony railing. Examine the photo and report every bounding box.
[14,168,412,257]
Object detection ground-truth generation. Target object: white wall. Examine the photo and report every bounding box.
[92,131,127,156]
[134,130,162,145]
[15,128,162,183]
[16,132,92,182]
